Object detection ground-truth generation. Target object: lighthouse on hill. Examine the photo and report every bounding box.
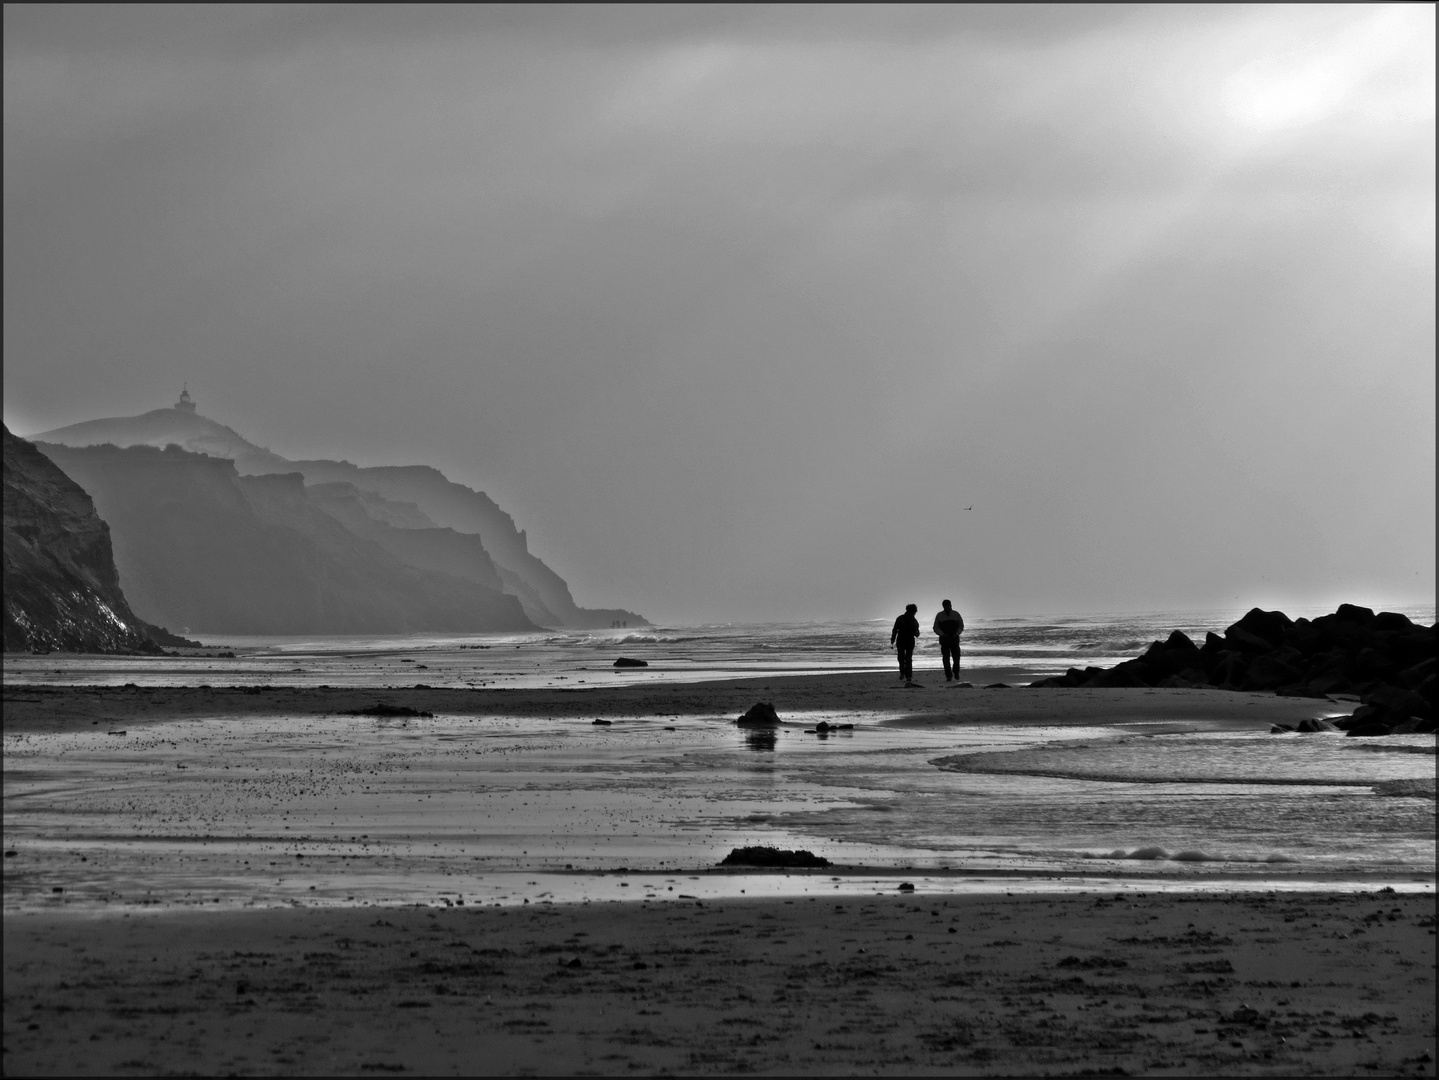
[174,385,196,413]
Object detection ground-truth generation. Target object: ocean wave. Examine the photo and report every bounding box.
[1096,847,1299,863]
[561,633,698,646]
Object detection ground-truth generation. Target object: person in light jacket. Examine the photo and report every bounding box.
[933,599,965,682]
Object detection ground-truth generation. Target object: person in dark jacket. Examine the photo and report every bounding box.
[933,599,965,681]
[890,604,921,685]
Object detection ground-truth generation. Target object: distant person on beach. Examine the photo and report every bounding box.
[890,604,921,685]
[933,600,965,682]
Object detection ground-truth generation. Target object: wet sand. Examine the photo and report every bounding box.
[2,674,1337,734]
[5,890,1435,1076]
[7,678,1404,912]
[4,675,1434,1074]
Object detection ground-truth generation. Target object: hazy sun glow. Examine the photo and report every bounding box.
[1224,64,1345,130]
[1220,7,1429,132]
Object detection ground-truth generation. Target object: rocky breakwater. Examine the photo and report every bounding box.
[1030,605,1435,736]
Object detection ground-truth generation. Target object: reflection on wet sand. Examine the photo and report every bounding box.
[743,729,777,751]
[4,701,1433,914]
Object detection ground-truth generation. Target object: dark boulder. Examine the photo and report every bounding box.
[736,702,781,728]
[1334,603,1377,626]
[1281,618,1325,654]
[613,656,648,667]
[1210,651,1250,687]
[1389,716,1437,735]
[1346,722,1395,737]
[1361,684,1432,721]
[1305,672,1354,697]
[1333,705,1381,729]
[1396,657,1435,690]
[1036,605,1432,736]
[1312,608,1378,649]
[1416,674,1437,712]
[1391,628,1437,666]
[1295,717,1339,733]
[1239,648,1305,691]
[1226,625,1281,654]
[1084,666,1150,688]
[1139,631,1203,678]
[1351,647,1398,682]
[1374,611,1416,633]
[1226,607,1294,650]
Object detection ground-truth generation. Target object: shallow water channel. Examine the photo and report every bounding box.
[3,711,1433,911]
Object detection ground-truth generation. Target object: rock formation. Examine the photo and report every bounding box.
[2,426,189,652]
[32,402,645,629]
[735,702,782,727]
[276,459,645,629]
[1030,605,1436,736]
[305,481,507,593]
[36,442,534,636]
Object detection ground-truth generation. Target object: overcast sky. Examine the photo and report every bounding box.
[4,4,1434,624]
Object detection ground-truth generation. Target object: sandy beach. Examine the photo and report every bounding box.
[4,674,1435,1074]
[5,890,1435,1076]
[1,673,1346,734]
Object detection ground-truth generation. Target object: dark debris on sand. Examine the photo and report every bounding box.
[342,703,435,718]
[719,845,832,868]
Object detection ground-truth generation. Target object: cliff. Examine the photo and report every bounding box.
[35,442,535,636]
[305,481,512,596]
[277,460,645,628]
[2,426,186,652]
[33,404,646,629]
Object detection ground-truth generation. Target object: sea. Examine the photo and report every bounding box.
[8,604,1434,690]
[3,607,1434,910]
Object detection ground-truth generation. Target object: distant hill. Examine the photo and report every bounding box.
[281,459,640,627]
[32,393,646,628]
[37,442,535,636]
[2,425,191,652]
[34,406,291,475]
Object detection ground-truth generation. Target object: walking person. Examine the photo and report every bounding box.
[933,599,965,682]
[890,604,921,686]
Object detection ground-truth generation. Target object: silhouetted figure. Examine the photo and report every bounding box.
[933,599,965,681]
[891,604,921,685]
